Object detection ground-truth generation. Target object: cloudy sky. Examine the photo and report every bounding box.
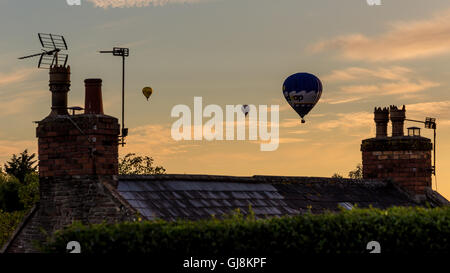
[0,0,449,198]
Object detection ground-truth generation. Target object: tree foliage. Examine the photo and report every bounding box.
[0,175,23,212]
[0,151,40,212]
[4,150,37,183]
[332,164,363,179]
[348,164,363,179]
[18,172,39,210]
[119,153,166,175]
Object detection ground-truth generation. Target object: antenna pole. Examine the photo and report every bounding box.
[434,127,437,176]
[405,117,437,189]
[405,118,424,123]
[99,47,129,147]
[122,54,125,147]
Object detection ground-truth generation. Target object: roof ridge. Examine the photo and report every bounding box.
[118,174,384,185]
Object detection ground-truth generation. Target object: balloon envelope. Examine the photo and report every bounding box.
[241,104,250,117]
[142,87,153,101]
[282,73,322,122]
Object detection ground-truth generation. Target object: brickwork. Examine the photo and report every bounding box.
[361,105,434,199]
[37,114,119,177]
[5,175,137,253]
[5,114,134,253]
[361,134,433,198]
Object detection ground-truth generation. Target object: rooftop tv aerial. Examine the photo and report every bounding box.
[18,33,68,68]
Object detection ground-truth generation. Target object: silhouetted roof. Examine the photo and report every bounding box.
[116,174,432,221]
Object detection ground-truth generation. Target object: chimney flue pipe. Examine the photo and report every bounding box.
[49,65,71,116]
[374,107,389,138]
[390,105,406,137]
[84,78,104,115]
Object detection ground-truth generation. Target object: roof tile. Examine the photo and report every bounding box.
[117,174,421,221]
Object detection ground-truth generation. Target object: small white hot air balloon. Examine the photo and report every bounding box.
[241,104,250,117]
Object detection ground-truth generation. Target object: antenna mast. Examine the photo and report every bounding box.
[405,117,437,188]
[99,47,129,147]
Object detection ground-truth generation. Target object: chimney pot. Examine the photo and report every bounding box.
[49,65,71,116]
[390,105,406,137]
[84,78,104,115]
[374,107,389,138]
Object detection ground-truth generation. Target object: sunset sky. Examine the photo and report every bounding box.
[0,0,449,199]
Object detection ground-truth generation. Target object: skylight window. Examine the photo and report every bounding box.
[338,202,354,210]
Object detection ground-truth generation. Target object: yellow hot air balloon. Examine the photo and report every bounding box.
[142,87,153,101]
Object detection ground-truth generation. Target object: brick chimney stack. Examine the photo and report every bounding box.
[390,105,406,137]
[361,105,433,201]
[374,107,389,138]
[37,74,119,177]
[4,66,134,253]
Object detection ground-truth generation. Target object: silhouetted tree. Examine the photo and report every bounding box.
[4,150,37,183]
[332,164,363,180]
[0,175,23,212]
[348,164,363,179]
[18,172,39,210]
[119,153,166,175]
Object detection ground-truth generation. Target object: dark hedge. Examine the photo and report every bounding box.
[42,206,450,254]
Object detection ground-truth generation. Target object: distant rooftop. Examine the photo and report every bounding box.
[116,174,445,221]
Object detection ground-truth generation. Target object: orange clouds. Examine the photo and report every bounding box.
[407,101,450,123]
[121,123,197,159]
[0,90,47,117]
[310,9,450,62]
[0,68,44,117]
[0,140,36,165]
[321,66,440,104]
[341,80,439,96]
[323,66,413,82]
[0,69,36,86]
[313,112,373,132]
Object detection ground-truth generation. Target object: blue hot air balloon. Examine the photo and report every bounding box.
[283,72,322,123]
